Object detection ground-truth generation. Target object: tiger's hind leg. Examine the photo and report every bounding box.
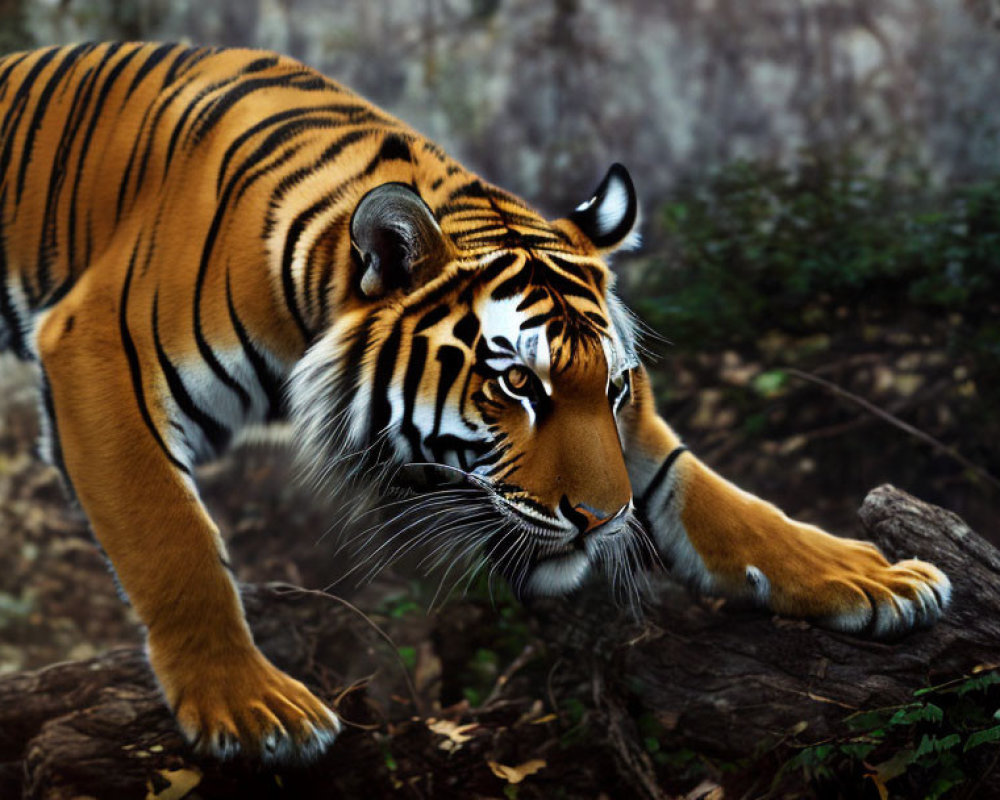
[620,367,951,636]
[36,263,341,762]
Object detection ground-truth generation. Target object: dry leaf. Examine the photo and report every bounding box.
[145,767,202,800]
[865,772,889,800]
[426,718,478,751]
[488,759,546,784]
[684,779,724,800]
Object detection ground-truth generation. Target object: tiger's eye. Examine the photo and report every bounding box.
[505,365,530,391]
[507,367,531,389]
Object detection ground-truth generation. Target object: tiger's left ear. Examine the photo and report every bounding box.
[350,182,451,298]
[564,163,640,253]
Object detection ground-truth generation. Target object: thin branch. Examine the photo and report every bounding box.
[783,367,1000,493]
[270,584,423,715]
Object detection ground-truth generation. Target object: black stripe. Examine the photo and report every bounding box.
[119,243,190,474]
[217,105,372,197]
[0,48,61,237]
[0,52,32,101]
[452,311,480,347]
[281,196,333,340]
[430,345,465,463]
[413,304,450,334]
[400,335,428,459]
[191,142,280,413]
[452,223,506,241]
[192,282,253,415]
[0,186,29,359]
[445,180,488,202]
[152,292,231,454]
[265,130,372,317]
[638,446,688,507]
[115,105,153,222]
[407,271,472,314]
[516,287,548,311]
[270,128,369,207]
[342,313,377,397]
[548,254,603,286]
[122,43,176,103]
[243,56,281,74]
[361,133,413,176]
[160,46,199,89]
[369,319,403,440]
[15,43,93,205]
[491,267,532,300]
[232,140,302,207]
[191,71,326,145]
[65,43,131,284]
[478,253,521,284]
[37,53,104,295]
[216,106,313,194]
[519,312,554,331]
[135,72,197,190]
[0,47,59,141]
[55,45,137,295]
[225,270,286,421]
[540,270,599,301]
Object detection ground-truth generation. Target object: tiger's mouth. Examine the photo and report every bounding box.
[491,497,636,597]
[390,463,651,602]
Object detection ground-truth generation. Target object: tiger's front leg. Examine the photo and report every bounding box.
[620,368,951,635]
[37,275,340,762]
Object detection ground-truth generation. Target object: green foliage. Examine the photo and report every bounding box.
[778,669,1000,799]
[634,155,1000,406]
[642,157,998,338]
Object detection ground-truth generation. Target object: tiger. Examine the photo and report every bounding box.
[0,43,951,763]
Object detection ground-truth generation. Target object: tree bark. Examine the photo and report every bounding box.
[1,485,997,800]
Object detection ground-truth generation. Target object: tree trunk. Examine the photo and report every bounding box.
[1,485,997,800]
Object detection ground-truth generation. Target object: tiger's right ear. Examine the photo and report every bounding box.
[350,183,450,297]
[564,163,640,253]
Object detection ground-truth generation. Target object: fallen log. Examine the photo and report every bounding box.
[0,485,996,799]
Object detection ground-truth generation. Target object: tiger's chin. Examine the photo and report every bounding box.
[519,551,593,597]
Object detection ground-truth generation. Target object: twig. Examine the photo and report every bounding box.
[270,584,424,715]
[783,367,1000,493]
[481,643,538,707]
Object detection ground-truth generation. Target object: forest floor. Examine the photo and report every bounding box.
[2,355,997,800]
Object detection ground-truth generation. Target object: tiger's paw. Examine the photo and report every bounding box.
[816,557,952,637]
[763,550,952,638]
[159,649,341,763]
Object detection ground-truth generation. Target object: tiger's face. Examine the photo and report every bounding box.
[291,165,649,599]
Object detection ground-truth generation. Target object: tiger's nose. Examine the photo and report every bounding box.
[570,501,630,534]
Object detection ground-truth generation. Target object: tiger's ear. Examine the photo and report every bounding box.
[350,183,449,297]
[564,163,640,253]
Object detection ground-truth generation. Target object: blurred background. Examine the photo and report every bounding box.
[1,0,999,593]
[4,0,995,538]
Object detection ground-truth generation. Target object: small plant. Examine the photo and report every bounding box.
[777,668,1000,799]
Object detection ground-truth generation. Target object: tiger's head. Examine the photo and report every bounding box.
[291,164,651,600]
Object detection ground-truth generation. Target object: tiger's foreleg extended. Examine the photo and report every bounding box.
[620,368,951,635]
[36,269,340,762]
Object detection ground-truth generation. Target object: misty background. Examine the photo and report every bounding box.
[1,0,998,539]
